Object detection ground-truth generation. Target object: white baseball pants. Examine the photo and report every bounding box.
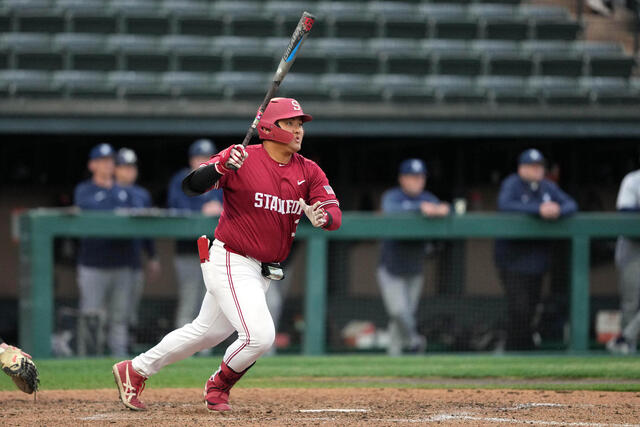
[132,239,275,377]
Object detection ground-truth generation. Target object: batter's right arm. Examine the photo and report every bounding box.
[182,144,248,196]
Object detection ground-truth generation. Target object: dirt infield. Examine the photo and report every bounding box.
[2,387,640,425]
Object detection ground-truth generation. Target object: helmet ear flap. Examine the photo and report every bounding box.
[257,121,294,144]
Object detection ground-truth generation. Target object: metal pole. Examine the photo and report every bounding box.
[569,236,590,353]
[303,235,328,355]
[577,0,584,25]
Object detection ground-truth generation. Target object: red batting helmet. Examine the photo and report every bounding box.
[257,97,312,144]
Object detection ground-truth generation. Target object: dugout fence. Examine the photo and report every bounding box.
[18,209,640,358]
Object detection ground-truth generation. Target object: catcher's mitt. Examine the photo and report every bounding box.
[0,346,40,394]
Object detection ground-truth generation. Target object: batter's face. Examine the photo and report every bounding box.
[518,163,545,182]
[399,173,426,197]
[277,117,304,152]
[115,164,138,185]
[89,156,115,179]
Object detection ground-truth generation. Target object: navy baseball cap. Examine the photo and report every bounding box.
[89,143,115,160]
[188,138,216,158]
[518,148,545,165]
[399,158,427,175]
[116,148,137,166]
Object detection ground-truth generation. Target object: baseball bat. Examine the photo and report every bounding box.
[240,11,315,148]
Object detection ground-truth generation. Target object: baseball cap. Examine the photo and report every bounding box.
[89,143,115,160]
[399,158,427,175]
[116,148,137,166]
[518,148,545,165]
[188,138,217,158]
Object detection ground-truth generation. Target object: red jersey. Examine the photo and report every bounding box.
[207,144,340,263]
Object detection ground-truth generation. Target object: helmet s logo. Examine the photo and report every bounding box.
[291,100,301,111]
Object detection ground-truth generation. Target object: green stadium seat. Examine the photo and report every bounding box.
[374,74,436,104]
[230,49,276,72]
[517,5,569,20]
[68,8,118,34]
[16,11,66,34]
[123,13,171,36]
[161,71,223,99]
[0,70,60,98]
[579,77,640,105]
[522,40,574,56]
[54,0,106,13]
[161,0,210,16]
[429,0,473,5]
[538,54,584,77]
[477,0,522,4]
[334,17,380,39]
[477,75,538,105]
[421,39,469,54]
[368,1,418,18]
[432,18,479,40]
[264,1,317,17]
[385,52,432,75]
[213,71,269,100]
[278,74,329,101]
[435,53,482,76]
[106,35,169,72]
[483,19,529,40]
[53,33,107,70]
[486,54,533,76]
[176,16,224,36]
[419,3,467,19]
[229,14,279,38]
[316,38,366,55]
[426,75,485,103]
[210,1,263,16]
[52,70,115,98]
[0,15,10,32]
[468,4,516,19]
[334,51,380,74]
[534,21,581,41]
[383,15,429,38]
[2,33,64,71]
[471,39,520,54]
[369,38,420,55]
[161,35,222,73]
[2,0,52,11]
[211,36,265,52]
[528,76,590,105]
[321,73,383,102]
[107,71,170,99]
[587,55,636,78]
[315,2,366,17]
[573,41,623,56]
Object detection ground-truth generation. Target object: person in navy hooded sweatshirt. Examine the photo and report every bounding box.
[494,148,578,350]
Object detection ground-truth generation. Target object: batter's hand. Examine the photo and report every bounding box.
[216,144,248,174]
[298,198,326,228]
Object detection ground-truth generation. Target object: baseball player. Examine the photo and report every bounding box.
[378,159,448,356]
[607,164,640,354]
[0,337,39,394]
[114,148,160,337]
[494,148,577,350]
[168,139,223,330]
[74,143,136,357]
[113,97,342,412]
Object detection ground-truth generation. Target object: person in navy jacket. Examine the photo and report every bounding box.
[114,148,160,341]
[74,143,136,357]
[494,148,578,350]
[167,139,223,329]
[378,159,450,355]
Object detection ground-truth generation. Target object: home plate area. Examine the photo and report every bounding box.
[2,388,640,425]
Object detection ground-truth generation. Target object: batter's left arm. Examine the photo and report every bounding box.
[182,144,248,196]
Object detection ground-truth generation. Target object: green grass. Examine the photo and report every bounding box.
[2,355,640,392]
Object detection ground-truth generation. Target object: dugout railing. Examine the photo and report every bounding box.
[18,209,640,358]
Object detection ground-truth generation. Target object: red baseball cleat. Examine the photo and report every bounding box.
[112,360,147,411]
[203,361,253,412]
[203,375,232,412]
